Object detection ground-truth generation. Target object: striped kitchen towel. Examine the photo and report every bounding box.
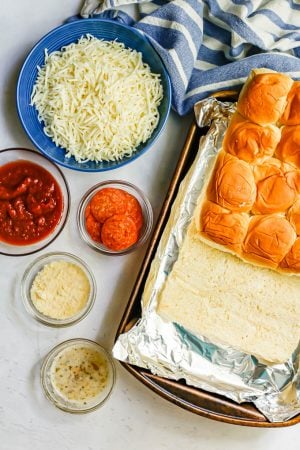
[81,0,300,115]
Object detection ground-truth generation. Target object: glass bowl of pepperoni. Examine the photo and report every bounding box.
[0,148,70,256]
[77,180,153,255]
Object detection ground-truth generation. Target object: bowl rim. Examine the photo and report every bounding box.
[0,147,70,257]
[40,338,116,413]
[77,179,154,255]
[16,18,172,173]
[21,251,97,327]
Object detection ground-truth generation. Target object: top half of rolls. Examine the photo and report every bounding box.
[223,113,281,163]
[207,152,256,213]
[237,69,293,126]
[280,81,300,126]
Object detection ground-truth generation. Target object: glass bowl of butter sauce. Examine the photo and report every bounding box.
[21,252,96,327]
[41,339,116,413]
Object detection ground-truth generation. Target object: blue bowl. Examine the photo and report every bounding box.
[16,19,171,172]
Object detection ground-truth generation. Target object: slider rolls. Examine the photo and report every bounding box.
[237,70,293,125]
[155,70,300,364]
[223,113,281,163]
[198,69,300,273]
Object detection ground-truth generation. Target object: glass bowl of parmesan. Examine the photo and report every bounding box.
[21,252,96,327]
[16,19,171,172]
[41,339,116,413]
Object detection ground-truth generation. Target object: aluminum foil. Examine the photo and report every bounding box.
[113,97,300,423]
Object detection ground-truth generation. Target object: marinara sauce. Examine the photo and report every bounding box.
[0,160,63,245]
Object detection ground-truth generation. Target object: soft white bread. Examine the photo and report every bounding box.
[157,222,300,363]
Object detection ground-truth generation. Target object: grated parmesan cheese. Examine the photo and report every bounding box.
[31,35,164,163]
[30,260,90,319]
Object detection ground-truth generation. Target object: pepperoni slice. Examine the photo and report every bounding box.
[85,204,91,219]
[101,214,138,251]
[123,191,143,231]
[85,214,102,243]
[90,188,128,223]
[87,187,143,246]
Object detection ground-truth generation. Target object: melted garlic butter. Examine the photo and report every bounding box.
[51,345,109,403]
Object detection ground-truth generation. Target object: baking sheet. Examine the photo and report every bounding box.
[113,97,300,422]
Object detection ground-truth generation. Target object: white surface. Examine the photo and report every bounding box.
[0,1,299,449]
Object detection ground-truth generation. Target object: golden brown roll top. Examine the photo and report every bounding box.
[276,126,300,169]
[287,199,300,235]
[198,69,300,273]
[280,81,300,126]
[280,238,300,271]
[252,159,298,214]
[243,215,296,267]
[208,152,256,212]
[200,200,249,252]
[237,70,293,125]
[223,113,281,163]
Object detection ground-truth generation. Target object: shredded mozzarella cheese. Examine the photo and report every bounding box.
[31,35,163,163]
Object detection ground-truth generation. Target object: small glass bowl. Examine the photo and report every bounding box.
[41,339,116,413]
[21,252,96,327]
[77,180,153,255]
[0,148,70,256]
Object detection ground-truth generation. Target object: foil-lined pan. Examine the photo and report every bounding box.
[113,97,300,423]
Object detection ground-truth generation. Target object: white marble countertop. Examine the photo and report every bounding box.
[0,1,299,448]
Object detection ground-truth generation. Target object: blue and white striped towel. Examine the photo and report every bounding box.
[81,0,300,115]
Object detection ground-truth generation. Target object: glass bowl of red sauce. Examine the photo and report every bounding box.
[0,148,70,256]
[77,180,153,255]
